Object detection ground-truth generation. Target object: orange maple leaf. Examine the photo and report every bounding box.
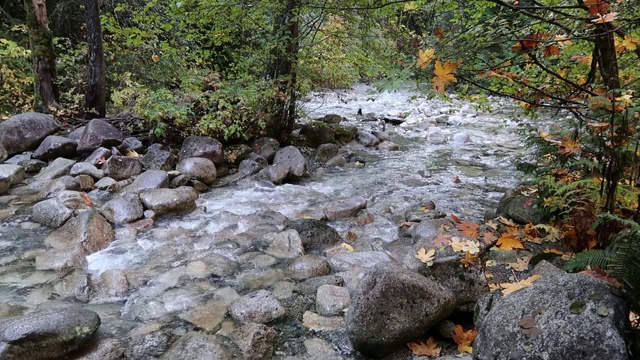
[432,60,458,93]
[544,45,560,57]
[557,136,581,155]
[457,221,479,238]
[499,274,540,295]
[407,337,441,357]
[460,252,478,267]
[433,233,452,247]
[81,193,93,207]
[508,256,531,272]
[452,325,477,354]
[481,231,497,245]
[496,233,525,250]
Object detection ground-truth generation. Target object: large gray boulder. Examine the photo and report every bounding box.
[273,146,306,178]
[473,261,629,360]
[127,169,169,193]
[252,137,280,163]
[283,219,342,252]
[0,164,26,186]
[34,157,76,181]
[32,198,74,227]
[77,119,124,152]
[323,195,367,221]
[139,186,199,215]
[103,155,142,180]
[178,136,224,166]
[100,193,144,224]
[300,121,336,147]
[346,262,456,358]
[0,306,100,360]
[33,135,78,160]
[229,290,286,324]
[177,157,217,185]
[0,112,61,155]
[141,143,176,171]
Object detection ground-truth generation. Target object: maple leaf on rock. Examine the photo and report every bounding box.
[452,325,477,354]
[407,337,441,357]
[415,247,436,265]
[456,221,479,238]
[432,60,458,93]
[508,256,531,272]
[433,233,452,247]
[460,252,478,267]
[496,233,525,250]
[500,274,541,295]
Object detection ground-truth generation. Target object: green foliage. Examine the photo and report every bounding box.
[0,27,33,117]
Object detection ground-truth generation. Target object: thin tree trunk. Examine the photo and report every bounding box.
[84,0,106,118]
[24,0,59,111]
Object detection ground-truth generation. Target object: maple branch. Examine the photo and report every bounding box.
[485,0,574,34]
[528,53,598,97]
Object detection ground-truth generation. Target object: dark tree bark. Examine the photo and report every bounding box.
[84,0,106,118]
[24,0,59,111]
[265,0,300,144]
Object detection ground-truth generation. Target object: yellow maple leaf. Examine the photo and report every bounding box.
[533,224,563,242]
[341,243,355,252]
[407,337,441,357]
[416,48,435,69]
[452,325,477,354]
[621,35,639,51]
[432,60,458,93]
[415,247,436,265]
[496,233,525,250]
[460,252,478,267]
[127,149,140,158]
[497,216,517,227]
[500,274,540,295]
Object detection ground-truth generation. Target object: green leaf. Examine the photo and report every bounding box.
[569,301,585,314]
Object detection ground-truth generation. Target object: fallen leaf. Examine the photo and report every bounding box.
[496,233,525,250]
[81,193,93,207]
[415,247,436,265]
[591,12,618,24]
[523,326,541,338]
[500,274,540,295]
[401,221,417,227]
[485,220,499,230]
[457,221,479,238]
[597,306,610,317]
[453,176,462,183]
[452,325,477,354]
[407,337,441,357]
[345,231,358,242]
[460,252,478,267]
[481,231,497,245]
[433,233,452,247]
[519,315,536,329]
[450,238,481,254]
[508,256,530,272]
[498,216,517,227]
[341,243,355,252]
[97,157,107,165]
[451,213,461,224]
[126,149,140,157]
[569,300,586,314]
[488,283,501,292]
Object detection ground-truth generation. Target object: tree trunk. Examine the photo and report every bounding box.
[84,0,106,118]
[24,0,59,111]
[265,0,300,144]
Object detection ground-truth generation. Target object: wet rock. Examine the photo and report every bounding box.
[74,338,125,360]
[34,157,76,180]
[177,157,217,185]
[252,137,280,163]
[322,114,344,124]
[75,174,95,191]
[302,311,345,331]
[283,219,342,251]
[85,147,111,166]
[32,198,73,227]
[179,135,225,166]
[297,275,345,295]
[70,162,104,179]
[180,288,240,332]
[323,195,367,221]
[0,112,61,155]
[334,125,358,143]
[17,158,46,173]
[408,218,455,240]
[0,306,100,360]
[426,127,447,144]
[67,126,85,141]
[139,187,199,215]
[95,177,117,190]
[235,322,277,360]
[304,337,343,360]
[258,163,289,184]
[244,152,269,168]
[52,269,91,302]
[266,229,305,259]
[315,143,340,164]
[45,175,81,193]
[346,262,456,358]
[127,169,169,192]
[452,132,471,143]
[0,164,26,185]
[97,269,130,297]
[377,140,399,151]
[326,155,347,167]
[77,119,124,152]
[32,135,78,160]
[300,121,336,147]
[356,131,380,147]
[224,144,252,166]
[238,159,263,175]
[103,155,143,180]
[473,261,629,360]
[328,251,393,272]
[160,332,230,360]
[100,193,144,224]
[0,144,7,164]
[273,146,307,177]
[287,255,332,280]
[229,290,286,324]
[125,327,169,359]
[170,174,189,188]
[316,284,350,316]
[119,137,143,153]
[141,143,176,171]
[497,189,546,225]
[0,177,9,194]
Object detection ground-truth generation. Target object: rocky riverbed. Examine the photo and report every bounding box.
[0,85,630,359]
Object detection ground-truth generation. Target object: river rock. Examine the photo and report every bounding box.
[497,189,546,224]
[73,338,125,360]
[127,169,169,192]
[141,143,176,171]
[356,131,380,147]
[316,284,350,316]
[224,144,252,166]
[315,143,340,164]
[94,177,116,190]
[97,269,130,297]
[34,157,76,180]
[0,164,26,186]
[125,327,169,359]
[229,290,286,324]
[100,193,144,224]
[32,135,78,160]
[32,198,73,227]
[119,137,143,153]
[258,163,289,184]
[346,262,456,358]
[0,112,61,156]
[77,119,124,152]
[75,174,95,191]
[0,144,7,163]
[45,175,81,193]
[283,219,342,251]
[235,322,277,360]
[297,275,345,295]
[103,155,143,180]
[328,251,394,272]
[377,140,399,151]
[70,162,104,179]
[408,218,455,239]
[237,159,263,176]
[179,135,225,165]
[302,311,345,331]
[161,332,230,360]
[326,155,347,167]
[273,145,307,178]
[177,157,217,185]
[266,229,305,259]
[300,121,336,147]
[139,187,199,215]
[0,306,100,360]
[287,255,332,280]
[473,261,629,360]
[0,177,9,194]
[323,195,367,221]
[85,147,111,166]
[252,137,280,163]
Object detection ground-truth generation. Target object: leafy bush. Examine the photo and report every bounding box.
[0,32,33,117]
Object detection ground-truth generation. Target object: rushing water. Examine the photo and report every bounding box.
[0,84,548,357]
